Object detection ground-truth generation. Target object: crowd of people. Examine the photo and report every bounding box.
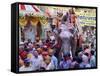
[19,8,96,71]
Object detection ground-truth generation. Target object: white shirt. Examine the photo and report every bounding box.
[19,65,33,71]
[50,35,55,41]
[30,56,42,71]
[80,62,91,68]
[40,60,55,70]
[46,61,55,70]
[90,55,96,67]
[51,55,58,69]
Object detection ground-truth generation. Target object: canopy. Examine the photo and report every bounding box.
[19,4,49,26]
[19,4,43,16]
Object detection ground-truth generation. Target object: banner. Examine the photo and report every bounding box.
[76,9,96,26]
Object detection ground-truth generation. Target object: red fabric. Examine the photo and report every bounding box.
[79,35,83,47]
[45,43,51,48]
[71,14,76,24]
[45,8,51,17]
[32,5,39,12]
[20,4,26,10]
[19,51,28,59]
[55,38,62,48]
[42,51,48,56]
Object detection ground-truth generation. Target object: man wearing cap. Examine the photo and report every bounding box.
[41,55,54,70]
[37,48,43,62]
[19,43,28,60]
[40,51,50,70]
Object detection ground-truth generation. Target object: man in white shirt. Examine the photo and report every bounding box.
[44,55,55,70]
[80,54,91,68]
[48,49,58,69]
[30,51,42,71]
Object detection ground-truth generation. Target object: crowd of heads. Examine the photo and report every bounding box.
[19,37,96,71]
